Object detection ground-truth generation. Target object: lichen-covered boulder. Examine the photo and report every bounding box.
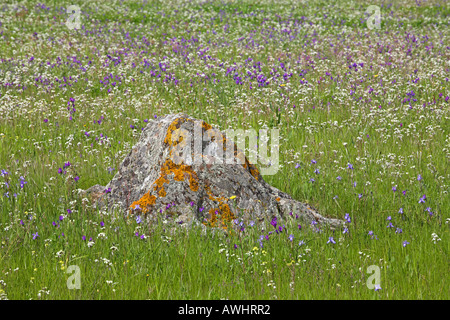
[85,113,342,230]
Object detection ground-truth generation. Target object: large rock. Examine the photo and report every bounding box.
[85,113,342,230]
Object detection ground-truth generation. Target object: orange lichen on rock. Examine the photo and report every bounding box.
[157,158,199,193]
[129,193,157,214]
[207,202,234,229]
[164,117,188,146]
[247,161,260,180]
[129,158,200,214]
[202,184,236,229]
[201,120,212,131]
[164,116,203,149]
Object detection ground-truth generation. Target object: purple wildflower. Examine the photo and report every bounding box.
[270,217,277,228]
[344,213,351,223]
[418,195,426,204]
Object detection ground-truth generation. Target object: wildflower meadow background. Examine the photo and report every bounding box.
[0,0,449,300]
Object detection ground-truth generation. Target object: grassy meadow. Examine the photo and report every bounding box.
[0,0,449,299]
